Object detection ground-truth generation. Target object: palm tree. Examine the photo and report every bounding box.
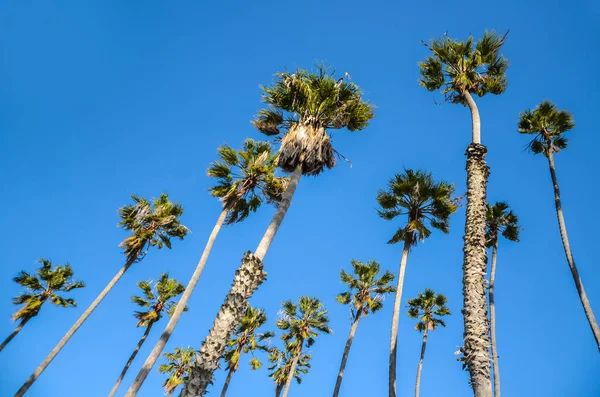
[159,347,197,396]
[15,194,187,397]
[485,202,519,397]
[125,139,286,396]
[0,259,84,353]
[518,101,600,350]
[332,260,395,397]
[376,169,456,397]
[109,274,186,397]
[180,65,374,397]
[407,289,451,397]
[268,346,312,397]
[419,31,508,397]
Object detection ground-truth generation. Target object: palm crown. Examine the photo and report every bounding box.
[131,273,185,327]
[158,347,197,396]
[11,259,85,321]
[486,202,520,248]
[268,346,312,387]
[407,289,451,332]
[518,100,575,156]
[276,297,332,351]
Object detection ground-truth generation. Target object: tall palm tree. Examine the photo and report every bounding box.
[485,202,519,397]
[180,65,374,397]
[220,306,273,397]
[159,347,197,397]
[518,101,600,349]
[15,193,187,397]
[268,346,312,397]
[419,31,509,397]
[109,274,186,397]
[376,169,456,397]
[125,139,286,396]
[0,259,84,353]
[407,289,451,397]
[332,260,395,397]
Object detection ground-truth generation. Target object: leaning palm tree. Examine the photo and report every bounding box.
[108,274,186,397]
[332,260,395,397]
[485,202,520,397]
[180,65,373,397]
[408,289,451,397]
[0,259,84,353]
[125,139,286,396]
[268,346,312,397]
[518,101,600,350]
[376,169,456,397]
[159,347,197,396]
[15,194,187,397]
[419,30,509,397]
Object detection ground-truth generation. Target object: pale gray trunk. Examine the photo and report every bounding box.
[463,91,481,144]
[414,326,429,397]
[332,310,362,397]
[281,347,302,397]
[219,367,236,397]
[125,209,229,397]
[489,240,500,397]
[0,317,30,353]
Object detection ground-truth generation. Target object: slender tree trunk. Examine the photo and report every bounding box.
[15,253,140,397]
[547,151,600,349]
[219,367,236,397]
[0,317,30,353]
[108,322,154,397]
[282,347,302,397]
[125,209,229,397]
[463,91,481,145]
[414,327,429,397]
[180,165,302,397]
[333,310,362,397]
[489,240,500,397]
[275,384,283,397]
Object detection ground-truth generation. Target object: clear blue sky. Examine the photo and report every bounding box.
[1,1,599,396]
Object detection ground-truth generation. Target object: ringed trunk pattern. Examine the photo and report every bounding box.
[489,240,500,397]
[0,317,30,353]
[332,310,362,397]
[414,326,429,397]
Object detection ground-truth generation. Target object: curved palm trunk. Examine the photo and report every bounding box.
[180,165,302,397]
[332,310,362,397]
[389,236,412,397]
[275,384,283,397]
[108,321,154,397]
[219,367,236,397]
[125,209,229,397]
[547,151,600,349]
[414,327,429,397]
[489,240,500,397]
[281,347,302,397]
[15,253,140,397]
[0,317,30,353]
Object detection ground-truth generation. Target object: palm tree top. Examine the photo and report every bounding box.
[277,297,332,349]
[486,201,520,247]
[518,100,575,156]
[159,346,197,396]
[131,273,185,327]
[407,289,451,332]
[268,346,312,386]
[223,306,274,371]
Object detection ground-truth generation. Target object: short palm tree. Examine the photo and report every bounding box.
[16,193,187,397]
[408,289,451,397]
[485,202,520,397]
[268,346,312,397]
[0,259,84,353]
[126,139,286,396]
[180,65,373,397]
[518,101,600,350]
[220,306,273,397]
[376,169,456,397]
[159,347,197,396]
[332,260,395,397]
[109,274,186,397]
[419,31,508,397]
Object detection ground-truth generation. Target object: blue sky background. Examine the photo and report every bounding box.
[1,1,599,396]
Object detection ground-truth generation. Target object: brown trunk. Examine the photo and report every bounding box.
[0,317,30,353]
[332,310,362,397]
[414,326,429,397]
[281,345,302,397]
[489,239,500,397]
[275,384,283,397]
[219,367,236,397]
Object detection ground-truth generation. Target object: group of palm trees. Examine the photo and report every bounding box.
[3,29,597,397]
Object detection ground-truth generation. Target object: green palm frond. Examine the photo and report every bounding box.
[407,289,451,333]
[486,201,521,247]
[159,346,197,396]
[223,306,272,371]
[268,346,312,387]
[131,274,185,327]
[518,100,575,157]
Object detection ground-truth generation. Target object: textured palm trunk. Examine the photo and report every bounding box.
[547,150,600,349]
[281,346,302,397]
[333,310,362,397]
[275,384,283,397]
[389,235,412,397]
[180,165,302,397]
[0,317,30,353]
[489,240,500,397]
[108,321,154,397]
[125,209,229,397]
[414,326,429,397]
[219,367,236,397]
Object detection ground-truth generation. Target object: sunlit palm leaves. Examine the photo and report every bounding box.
[131,273,185,327]
[407,289,451,332]
[276,297,332,351]
[159,347,197,396]
[486,202,520,247]
[518,100,574,156]
[268,347,312,387]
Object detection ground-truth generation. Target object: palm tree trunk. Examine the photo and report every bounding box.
[15,253,140,397]
[282,348,302,397]
[389,235,412,397]
[414,327,429,397]
[124,209,229,397]
[108,321,154,397]
[0,317,30,353]
[275,384,283,397]
[489,239,500,397]
[547,151,600,349]
[463,91,481,144]
[180,165,302,397]
[333,310,362,397]
[219,367,236,397]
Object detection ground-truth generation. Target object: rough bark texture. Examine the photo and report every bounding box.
[0,317,29,353]
[281,349,301,397]
[179,252,266,397]
[489,240,500,397]
[414,327,429,397]
[462,143,492,397]
[219,367,235,397]
[547,151,600,349]
[332,310,362,397]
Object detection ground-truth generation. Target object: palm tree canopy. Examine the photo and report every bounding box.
[158,347,197,395]
[486,201,520,247]
[377,169,457,246]
[407,289,451,332]
[131,273,185,327]
[207,138,288,224]
[268,346,312,386]
[419,30,508,105]
[276,297,332,350]
[118,193,189,261]
[252,64,375,176]
[518,100,575,156]
[223,306,274,371]
[12,259,85,321]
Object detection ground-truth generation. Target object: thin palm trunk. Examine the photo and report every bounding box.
[180,165,302,397]
[389,236,412,397]
[125,209,229,397]
[281,347,302,397]
[275,384,283,397]
[0,317,30,353]
[332,309,362,397]
[219,367,236,397]
[414,327,429,397]
[547,150,600,349]
[489,240,500,397]
[108,321,154,397]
